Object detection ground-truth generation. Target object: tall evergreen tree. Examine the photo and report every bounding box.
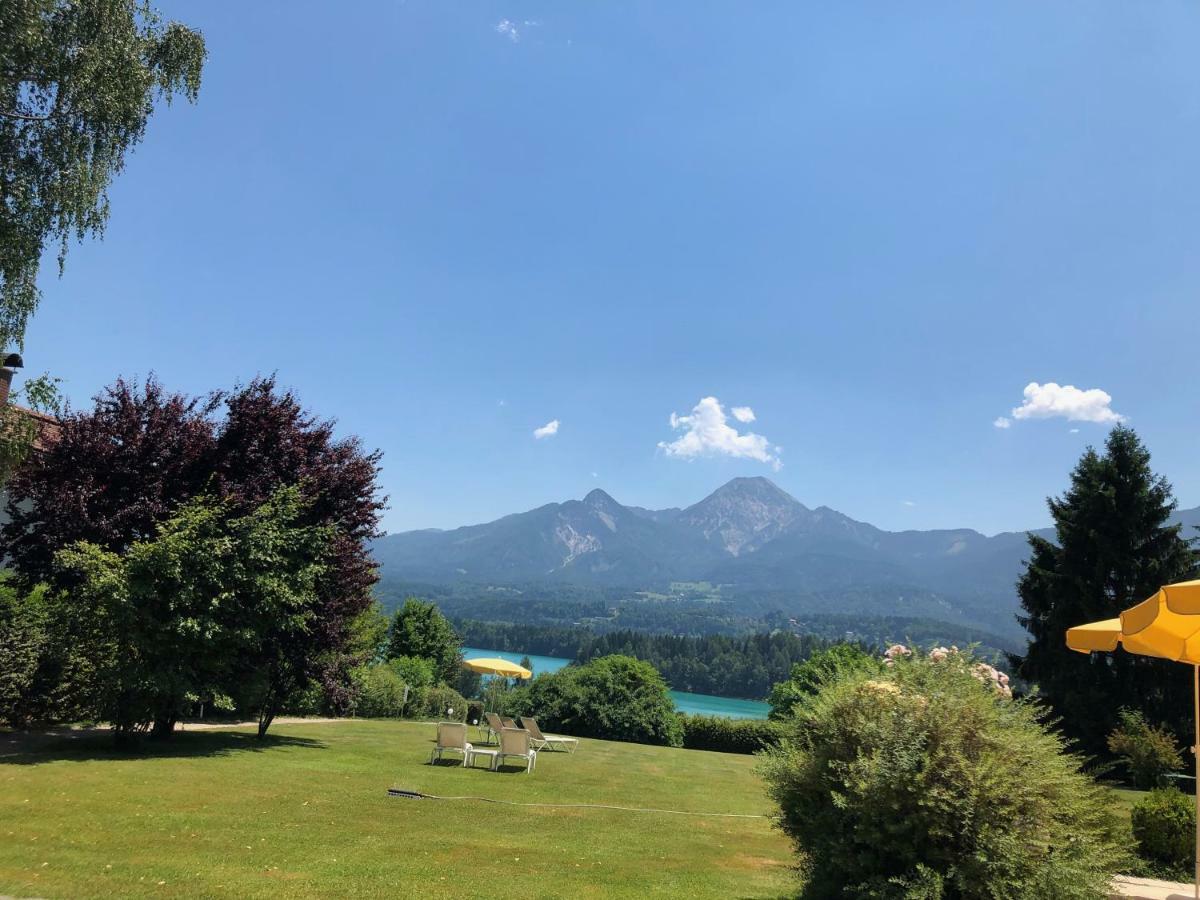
[1013,426,1197,754]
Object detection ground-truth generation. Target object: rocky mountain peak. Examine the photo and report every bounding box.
[680,477,807,556]
[583,487,619,510]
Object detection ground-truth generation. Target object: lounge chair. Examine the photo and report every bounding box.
[500,715,521,730]
[484,712,505,744]
[429,722,497,769]
[518,717,579,754]
[494,727,537,773]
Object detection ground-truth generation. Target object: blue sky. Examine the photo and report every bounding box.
[20,1,1200,535]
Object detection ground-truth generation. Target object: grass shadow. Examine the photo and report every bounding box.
[0,726,327,765]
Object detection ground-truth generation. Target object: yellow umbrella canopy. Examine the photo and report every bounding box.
[1067,578,1200,899]
[462,657,532,679]
[1066,579,1200,662]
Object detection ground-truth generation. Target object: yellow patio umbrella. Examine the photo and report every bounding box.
[463,657,533,719]
[1067,578,1200,898]
[462,657,532,679]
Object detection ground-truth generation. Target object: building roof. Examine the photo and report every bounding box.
[11,404,60,452]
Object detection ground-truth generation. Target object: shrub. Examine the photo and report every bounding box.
[0,581,55,727]
[1131,788,1195,871]
[1108,708,1184,790]
[466,701,484,727]
[283,680,325,716]
[759,646,1128,899]
[679,714,782,754]
[503,655,682,747]
[354,664,409,718]
[415,685,467,722]
[767,642,877,720]
[388,656,435,694]
[454,667,482,700]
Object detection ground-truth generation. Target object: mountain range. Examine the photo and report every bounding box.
[370,477,1200,642]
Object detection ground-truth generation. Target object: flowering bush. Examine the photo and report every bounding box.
[760,647,1128,898]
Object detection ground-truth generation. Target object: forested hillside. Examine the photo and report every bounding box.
[455,620,843,699]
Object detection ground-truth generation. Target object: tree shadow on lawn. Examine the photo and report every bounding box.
[0,727,327,765]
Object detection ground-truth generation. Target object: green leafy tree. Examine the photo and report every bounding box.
[389,655,435,693]
[3,375,384,723]
[386,598,462,684]
[760,648,1128,898]
[55,486,330,744]
[345,601,390,666]
[0,0,205,348]
[453,666,482,700]
[504,655,683,747]
[768,642,876,720]
[1012,426,1197,755]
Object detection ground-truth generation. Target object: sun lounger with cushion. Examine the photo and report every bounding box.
[484,712,505,744]
[518,717,579,754]
[429,722,497,769]
[494,727,537,773]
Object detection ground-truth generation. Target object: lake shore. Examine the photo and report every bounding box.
[462,646,771,719]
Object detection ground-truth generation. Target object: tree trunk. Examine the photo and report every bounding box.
[112,696,145,749]
[257,708,275,739]
[113,724,141,749]
[149,715,176,740]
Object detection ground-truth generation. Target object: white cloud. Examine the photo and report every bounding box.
[993,417,1012,429]
[1070,427,1080,434]
[902,500,917,507]
[533,419,559,439]
[495,18,540,42]
[1003,381,1125,426]
[731,406,756,423]
[591,471,598,479]
[658,397,781,471]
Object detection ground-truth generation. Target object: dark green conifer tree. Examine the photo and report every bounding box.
[1013,426,1197,754]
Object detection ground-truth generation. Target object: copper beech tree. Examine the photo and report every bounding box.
[1,375,385,739]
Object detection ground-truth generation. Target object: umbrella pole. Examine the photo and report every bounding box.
[1194,663,1198,900]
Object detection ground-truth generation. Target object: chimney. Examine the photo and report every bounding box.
[0,352,24,406]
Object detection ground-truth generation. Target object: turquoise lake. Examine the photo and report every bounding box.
[461,647,770,720]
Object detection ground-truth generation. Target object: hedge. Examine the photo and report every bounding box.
[678,714,782,754]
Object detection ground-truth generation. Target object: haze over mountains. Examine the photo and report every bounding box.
[371,477,1200,643]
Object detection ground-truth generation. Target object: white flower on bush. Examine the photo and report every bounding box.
[972,663,1013,698]
[929,646,950,662]
[883,644,912,665]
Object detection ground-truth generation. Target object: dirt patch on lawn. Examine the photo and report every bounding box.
[720,852,788,872]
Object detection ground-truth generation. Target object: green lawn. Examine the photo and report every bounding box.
[0,720,796,899]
